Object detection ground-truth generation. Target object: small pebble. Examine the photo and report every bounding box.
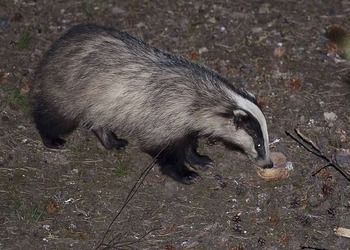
[324,111,337,122]
[0,17,10,27]
[112,7,127,15]
[198,47,208,54]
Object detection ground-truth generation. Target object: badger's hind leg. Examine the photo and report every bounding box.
[41,135,67,149]
[92,128,128,150]
[32,102,78,149]
[148,145,200,184]
[185,140,213,171]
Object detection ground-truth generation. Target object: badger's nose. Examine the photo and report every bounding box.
[262,159,274,169]
[257,158,274,169]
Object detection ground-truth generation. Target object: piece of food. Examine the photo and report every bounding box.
[255,152,291,181]
[335,227,350,238]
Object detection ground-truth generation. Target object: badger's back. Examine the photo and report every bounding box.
[31,24,250,148]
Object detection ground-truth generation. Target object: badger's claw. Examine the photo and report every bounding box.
[161,164,200,184]
[186,153,213,171]
[180,170,201,185]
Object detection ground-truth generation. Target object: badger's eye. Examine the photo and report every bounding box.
[257,143,261,148]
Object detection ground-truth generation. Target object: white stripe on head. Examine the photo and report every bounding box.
[226,88,270,159]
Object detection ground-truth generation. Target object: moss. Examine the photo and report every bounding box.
[16,27,31,49]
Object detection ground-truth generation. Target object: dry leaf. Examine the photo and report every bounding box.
[187,51,198,60]
[46,200,59,214]
[322,183,334,196]
[326,41,338,52]
[11,12,23,22]
[165,245,176,250]
[279,233,290,244]
[290,78,301,90]
[316,168,333,181]
[273,46,286,58]
[257,96,268,107]
[267,215,280,228]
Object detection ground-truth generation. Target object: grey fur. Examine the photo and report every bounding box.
[30,24,272,184]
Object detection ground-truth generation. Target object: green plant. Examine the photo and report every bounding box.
[0,0,8,7]
[16,27,31,49]
[8,88,30,115]
[10,201,43,224]
[82,1,94,19]
[113,158,128,177]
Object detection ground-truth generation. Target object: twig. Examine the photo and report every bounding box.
[300,246,329,250]
[285,129,350,182]
[95,146,167,250]
[312,163,332,176]
[0,98,7,113]
[295,128,329,162]
[111,227,161,248]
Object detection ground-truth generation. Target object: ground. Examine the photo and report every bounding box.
[0,0,350,249]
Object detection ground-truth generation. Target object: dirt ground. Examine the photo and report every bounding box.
[1,0,350,249]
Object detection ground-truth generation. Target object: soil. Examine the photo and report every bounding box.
[1,1,350,249]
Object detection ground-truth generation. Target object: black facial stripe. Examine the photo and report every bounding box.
[236,111,266,158]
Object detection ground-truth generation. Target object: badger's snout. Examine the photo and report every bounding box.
[257,158,274,169]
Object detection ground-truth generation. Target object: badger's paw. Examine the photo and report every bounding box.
[161,164,201,184]
[110,138,129,150]
[186,153,213,171]
[179,170,201,185]
[42,136,66,149]
[92,128,128,150]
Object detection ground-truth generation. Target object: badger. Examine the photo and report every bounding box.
[30,23,273,184]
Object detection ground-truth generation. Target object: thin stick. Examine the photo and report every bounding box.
[285,131,322,157]
[295,128,321,152]
[312,163,332,176]
[300,246,329,250]
[95,146,167,250]
[111,227,162,248]
[285,130,350,182]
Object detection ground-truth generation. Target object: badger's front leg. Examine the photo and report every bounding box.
[147,145,200,184]
[185,140,213,170]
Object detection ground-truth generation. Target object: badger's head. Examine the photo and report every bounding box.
[221,107,273,168]
[202,88,273,168]
[225,89,273,168]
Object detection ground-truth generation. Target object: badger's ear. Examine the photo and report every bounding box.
[217,109,247,118]
[233,109,248,117]
[232,109,249,127]
[219,109,248,128]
